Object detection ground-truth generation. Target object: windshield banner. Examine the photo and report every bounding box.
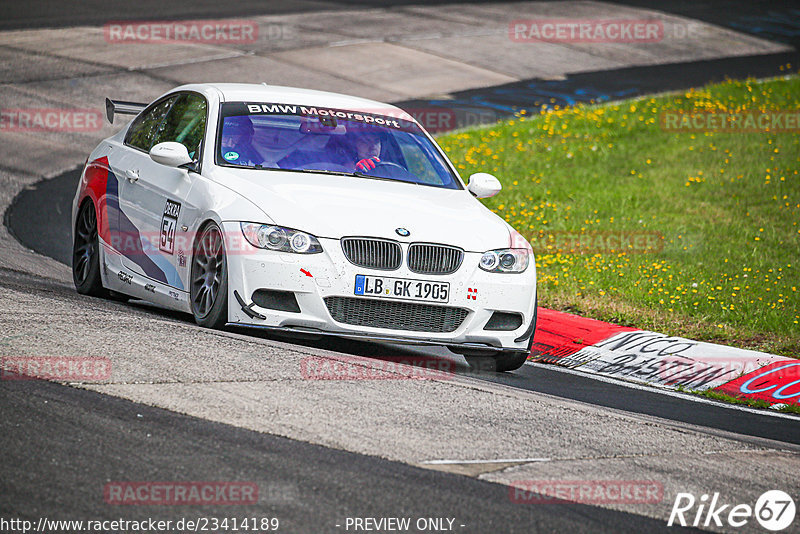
[225,102,419,133]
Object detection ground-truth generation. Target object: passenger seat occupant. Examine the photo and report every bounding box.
[221,116,263,166]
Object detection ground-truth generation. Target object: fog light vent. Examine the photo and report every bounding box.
[252,289,301,313]
[484,311,523,331]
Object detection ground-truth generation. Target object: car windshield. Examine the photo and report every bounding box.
[216,102,461,189]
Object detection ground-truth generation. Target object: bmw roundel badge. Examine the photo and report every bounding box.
[395,228,410,237]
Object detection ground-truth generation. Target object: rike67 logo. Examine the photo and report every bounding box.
[668,490,796,531]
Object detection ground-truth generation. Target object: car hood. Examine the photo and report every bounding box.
[213,169,513,251]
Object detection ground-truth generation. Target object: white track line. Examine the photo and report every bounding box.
[524,361,800,420]
[422,458,551,465]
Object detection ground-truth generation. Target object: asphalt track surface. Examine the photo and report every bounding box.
[396,1,800,116]
[1,377,699,534]
[3,1,800,532]
[397,50,800,121]
[6,170,800,448]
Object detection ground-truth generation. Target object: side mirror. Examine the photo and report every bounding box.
[467,173,502,198]
[150,142,193,167]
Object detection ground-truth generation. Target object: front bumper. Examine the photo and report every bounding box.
[223,223,537,351]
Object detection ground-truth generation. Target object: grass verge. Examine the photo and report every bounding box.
[438,74,800,358]
[675,386,800,414]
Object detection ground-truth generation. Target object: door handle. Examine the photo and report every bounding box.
[125,169,139,183]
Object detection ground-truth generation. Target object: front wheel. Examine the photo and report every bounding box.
[190,222,228,329]
[72,200,107,297]
[464,351,530,372]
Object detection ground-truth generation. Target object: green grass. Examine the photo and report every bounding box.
[438,74,800,357]
[674,386,800,414]
[691,387,772,409]
[779,403,800,415]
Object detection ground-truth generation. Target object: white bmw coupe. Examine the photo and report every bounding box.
[72,84,537,371]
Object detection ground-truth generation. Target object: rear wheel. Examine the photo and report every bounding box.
[190,222,228,329]
[72,200,107,297]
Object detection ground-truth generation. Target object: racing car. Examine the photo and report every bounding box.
[72,83,537,371]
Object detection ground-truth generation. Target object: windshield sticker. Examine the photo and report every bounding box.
[239,103,412,131]
[223,151,239,161]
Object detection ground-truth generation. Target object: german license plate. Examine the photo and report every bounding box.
[354,274,449,303]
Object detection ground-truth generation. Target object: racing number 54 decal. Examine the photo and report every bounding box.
[160,199,181,254]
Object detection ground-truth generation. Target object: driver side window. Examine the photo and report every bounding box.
[150,93,208,159]
[124,96,178,152]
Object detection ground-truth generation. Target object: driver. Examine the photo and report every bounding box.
[221,116,263,166]
[354,133,382,172]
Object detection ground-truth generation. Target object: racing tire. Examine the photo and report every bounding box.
[72,200,108,298]
[464,351,530,373]
[190,222,228,329]
[462,299,537,372]
[107,290,130,302]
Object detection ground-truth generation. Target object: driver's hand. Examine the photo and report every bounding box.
[355,157,380,172]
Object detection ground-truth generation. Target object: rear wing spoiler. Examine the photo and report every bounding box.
[105,98,147,124]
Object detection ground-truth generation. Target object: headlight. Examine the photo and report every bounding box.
[241,223,323,254]
[479,248,530,273]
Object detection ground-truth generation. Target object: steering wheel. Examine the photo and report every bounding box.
[367,161,419,183]
[369,161,406,172]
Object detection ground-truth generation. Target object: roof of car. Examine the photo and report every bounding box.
[176,83,413,121]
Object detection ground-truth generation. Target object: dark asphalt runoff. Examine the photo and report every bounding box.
[3,0,799,42]
[0,377,692,533]
[0,0,514,31]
